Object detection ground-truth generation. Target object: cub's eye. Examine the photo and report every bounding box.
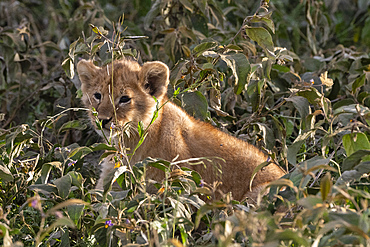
[93,93,101,100]
[119,96,131,104]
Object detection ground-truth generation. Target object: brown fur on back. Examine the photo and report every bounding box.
[77,58,285,201]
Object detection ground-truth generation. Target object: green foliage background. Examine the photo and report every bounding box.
[0,0,370,246]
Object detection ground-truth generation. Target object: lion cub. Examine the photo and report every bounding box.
[77,58,285,201]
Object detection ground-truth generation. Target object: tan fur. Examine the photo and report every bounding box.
[77,58,285,201]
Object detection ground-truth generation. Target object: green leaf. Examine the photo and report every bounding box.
[248,13,275,33]
[260,16,275,33]
[110,190,130,204]
[193,42,217,56]
[181,91,208,120]
[53,174,72,199]
[39,217,75,242]
[297,87,322,106]
[334,104,370,116]
[90,143,117,152]
[59,120,87,133]
[358,91,370,105]
[164,31,177,62]
[103,165,129,193]
[356,161,370,174]
[191,170,202,185]
[275,229,309,246]
[59,229,70,247]
[336,161,370,185]
[246,79,262,111]
[146,159,171,172]
[67,204,85,225]
[91,41,105,55]
[201,62,214,70]
[191,13,208,35]
[225,44,242,51]
[144,0,162,30]
[268,178,297,192]
[320,172,332,201]
[343,133,370,158]
[0,165,13,182]
[287,140,304,165]
[68,146,93,160]
[61,58,74,79]
[94,225,108,246]
[352,73,366,94]
[342,150,370,171]
[297,195,323,209]
[40,161,62,184]
[272,64,290,73]
[220,53,251,95]
[3,32,26,51]
[195,201,227,228]
[68,171,83,189]
[208,2,224,27]
[48,199,88,214]
[289,157,331,188]
[179,0,194,12]
[245,26,274,57]
[342,133,370,171]
[285,96,310,120]
[29,184,58,195]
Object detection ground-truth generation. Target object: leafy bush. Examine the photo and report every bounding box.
[1,0,370,246]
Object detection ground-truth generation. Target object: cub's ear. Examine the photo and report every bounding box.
[77,59,99,86]
[140,61,169,98]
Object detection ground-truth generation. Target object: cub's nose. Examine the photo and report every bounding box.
[100,117,112,129]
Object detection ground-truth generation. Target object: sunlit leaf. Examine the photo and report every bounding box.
[342,133,370,169]
[245,26,275,58]
[103,165,129,193]
[29,184,58,195]
[61,58,74,79]
[319,71,334,88]
[90,143,117,152]
[320,172,332,201]
[68,146,93,160]
[40,161,62,184]
[179,0,193,12]
[193,42,217,56]
[68,171,83,189]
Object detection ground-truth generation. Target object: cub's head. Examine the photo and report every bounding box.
[77,59,169,136]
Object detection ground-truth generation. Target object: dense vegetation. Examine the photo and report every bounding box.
[1,0,370,246]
